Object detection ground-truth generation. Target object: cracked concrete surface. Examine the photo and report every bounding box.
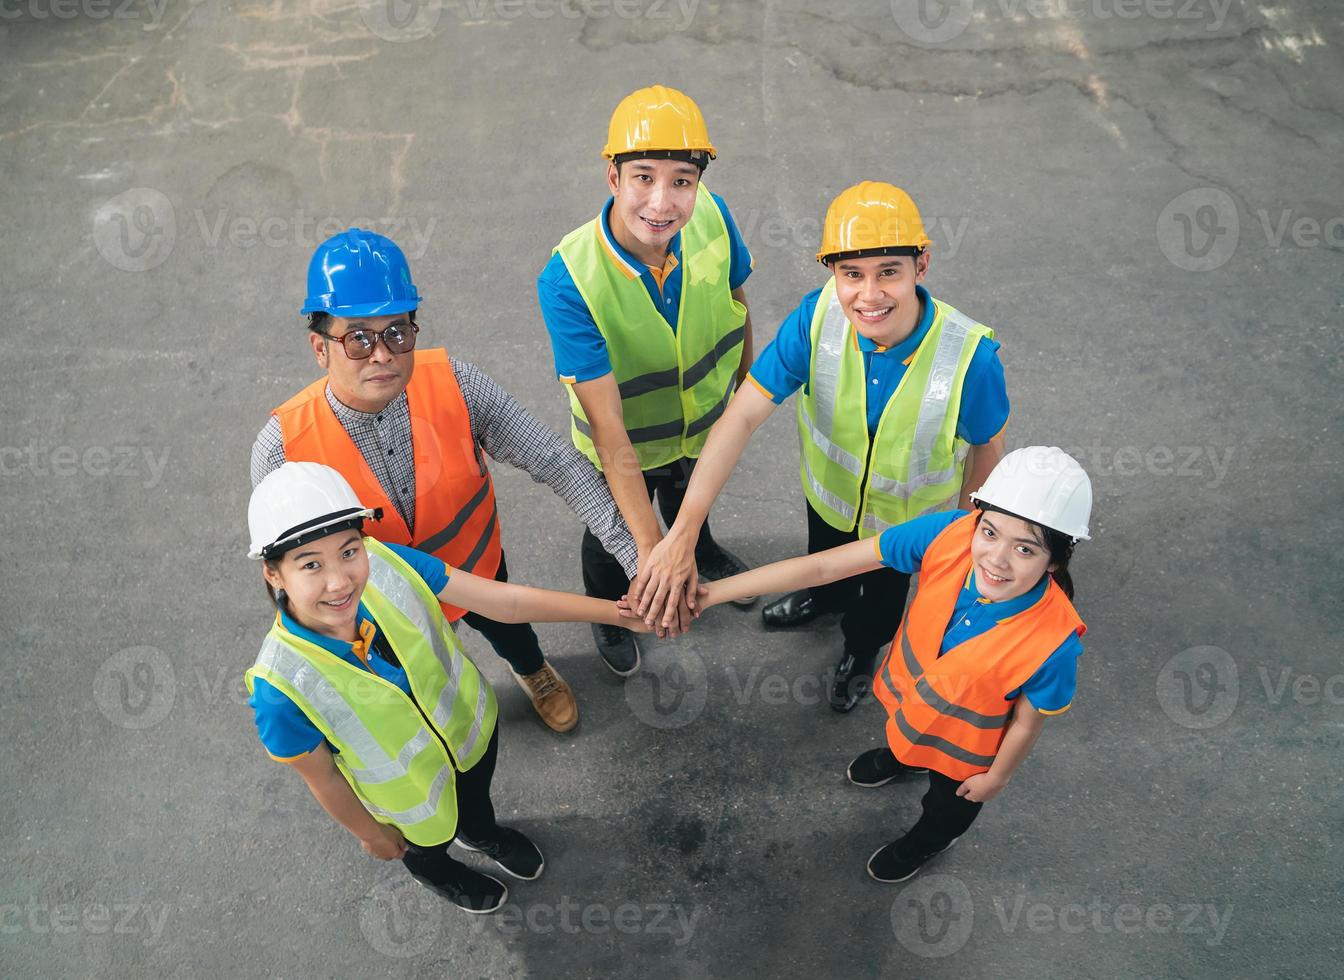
[1,0,1340,977]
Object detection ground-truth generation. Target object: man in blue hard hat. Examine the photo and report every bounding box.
[251,228,640,734]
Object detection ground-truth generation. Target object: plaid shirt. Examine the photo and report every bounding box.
[250,357,638,578]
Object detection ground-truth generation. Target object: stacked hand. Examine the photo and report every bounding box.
[627,529,700,636]
[616,589,707,638]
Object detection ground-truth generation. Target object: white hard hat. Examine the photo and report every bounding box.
[969,446,1092,542]
[247,462,380,560]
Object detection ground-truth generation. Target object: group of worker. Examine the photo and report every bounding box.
[243,86,1094,914]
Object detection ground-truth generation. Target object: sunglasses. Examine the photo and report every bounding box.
[320,322,418,360]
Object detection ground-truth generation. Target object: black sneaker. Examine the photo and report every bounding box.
[457,826,545,881]
[830,650,878,713]
[697,546,756,608]
[409,860,508,914]
[866,836,959,884]
[592,622,640,676]
[847,747,929,787]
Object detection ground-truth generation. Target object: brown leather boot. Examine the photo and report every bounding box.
[513,662,578,733]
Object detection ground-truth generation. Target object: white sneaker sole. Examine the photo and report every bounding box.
[597,635,641,677]
[846,763,930,788]
[455,839,546,881]
[866,837,958,884]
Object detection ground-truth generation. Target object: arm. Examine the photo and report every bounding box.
[437,567,651,632]
[289,744,407,860]
[455,359,639,579]
[250,416,286,488]
[630,382,779,629]
[571,373,663,559]
[695,537,881,612]
[958,433,1005,510]
[733,286,753,386]
[955,696,1046,803]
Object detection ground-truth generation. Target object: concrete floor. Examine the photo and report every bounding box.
[2,0,1341,976]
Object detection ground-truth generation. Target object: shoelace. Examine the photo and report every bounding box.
[527,667,561,700]
[597,623,628,645]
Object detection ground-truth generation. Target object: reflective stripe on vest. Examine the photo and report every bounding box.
[243,539,498,846]
[362,541,494,766]
[273,348,502,620]
[796,281,991,536]
[554,182,747,471]
[874,512,1086,780]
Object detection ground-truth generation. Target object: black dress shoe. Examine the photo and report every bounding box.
[830,649,878,713]
[761,589,824,628]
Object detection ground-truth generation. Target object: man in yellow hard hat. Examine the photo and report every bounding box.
[537,85,758,675]
[630,182,1010,711]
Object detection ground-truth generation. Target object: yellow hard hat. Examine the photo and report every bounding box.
[602,85,717,165]
[816,181,932,264]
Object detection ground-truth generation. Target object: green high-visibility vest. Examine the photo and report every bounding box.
[244,538,497,847]
[797,278,993,537]
[553,182,747,471]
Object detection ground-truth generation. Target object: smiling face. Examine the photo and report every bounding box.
[969,511,1057,603]
[263,531,369,641]
[309,313,416,414]
[830,251,930,348]
[605,157,702,267]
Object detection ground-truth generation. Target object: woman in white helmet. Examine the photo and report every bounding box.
[668,446,1091,883]
[245,462,649,914]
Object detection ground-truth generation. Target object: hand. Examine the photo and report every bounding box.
[629,529,699,632]
[617,595,693,638]
[955,772,1007,804]
[615,599,656,635]
[360,823,408,861]
[693,582,714,616]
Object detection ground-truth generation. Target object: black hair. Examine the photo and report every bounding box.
[263,558,286,612]
[613,149,710,176]
[306,309,417,335]
[974,503,1077,600]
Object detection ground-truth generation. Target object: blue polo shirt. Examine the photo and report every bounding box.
[537,192,754,384]
[248,542,450,762]
[875,509,1083,714]
[747,284,1009,444]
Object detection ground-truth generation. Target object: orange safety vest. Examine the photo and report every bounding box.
[273,348,502,621]
[875,512,1086,781]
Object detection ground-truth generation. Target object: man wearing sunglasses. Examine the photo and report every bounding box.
[251,228,640,734]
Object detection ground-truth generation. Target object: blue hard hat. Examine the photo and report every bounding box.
[300,228,421,317]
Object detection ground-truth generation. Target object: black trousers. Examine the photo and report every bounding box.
[401,725,501,881]
[897,768,984,858]
[582,457,720,601]
[461,550,545,676]
[805,500,911,656]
